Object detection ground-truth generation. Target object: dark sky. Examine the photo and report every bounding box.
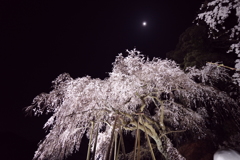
[1,0,204,159]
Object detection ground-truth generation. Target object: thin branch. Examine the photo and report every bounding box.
[159,130,186,138]
[207,62,240,71]
[134,115,140,160]
[86,121,94,160]
[92,123,99,160]
[105,116,118,160]
[119,126,126,159]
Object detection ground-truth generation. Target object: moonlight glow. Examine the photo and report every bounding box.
[142,21,147,26]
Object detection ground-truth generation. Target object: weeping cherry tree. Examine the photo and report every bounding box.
[26,49,240,160]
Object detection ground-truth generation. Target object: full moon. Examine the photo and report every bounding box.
[142,21,147,26]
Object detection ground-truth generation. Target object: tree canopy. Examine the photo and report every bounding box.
[26,49,240,160]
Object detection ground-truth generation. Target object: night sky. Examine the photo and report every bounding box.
[1,0,204,159]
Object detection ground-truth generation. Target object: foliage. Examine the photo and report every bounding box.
[26,49,240,160]
[166,24,237,70]
[166,25,211,65]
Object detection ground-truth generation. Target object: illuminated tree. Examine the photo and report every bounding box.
[195,0,240,84]
[26,49,240,160]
